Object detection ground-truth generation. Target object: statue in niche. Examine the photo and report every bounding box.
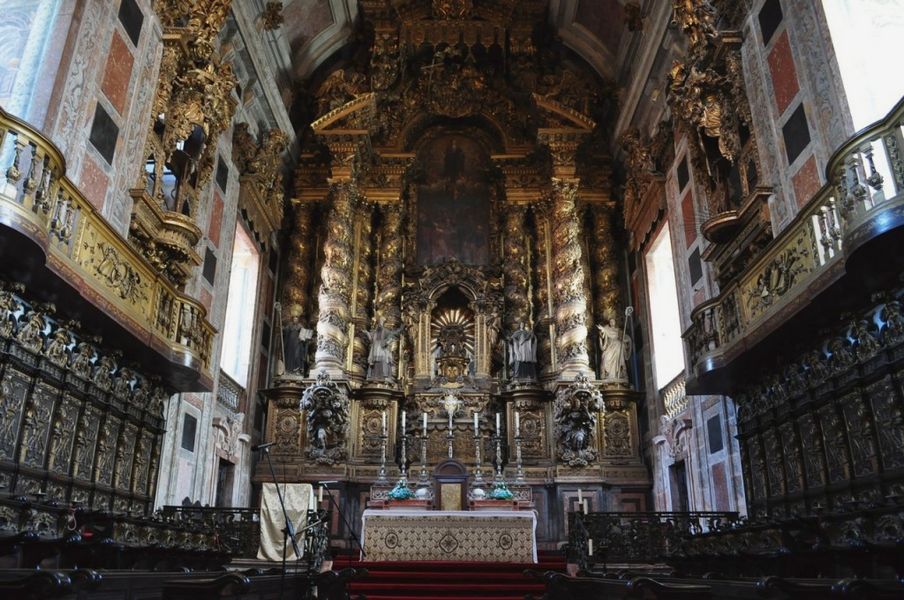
[507,322,537,380]
[597,318,631,382]
[301,370,349,464]
[282,313,314,376]
[365,317,402,380]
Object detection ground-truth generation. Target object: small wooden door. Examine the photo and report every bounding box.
[433,459,469,511]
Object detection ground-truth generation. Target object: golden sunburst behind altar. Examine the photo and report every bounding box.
[430,307,476,383]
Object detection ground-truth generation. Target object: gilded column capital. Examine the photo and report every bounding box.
[537,129,587,178]
[493,155,548,205]
[361,153,415,203]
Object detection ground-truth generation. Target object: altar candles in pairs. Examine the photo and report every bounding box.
[382,410,387,435]
[423,412,428,436]
[402,410,406,430]
[582,499,589,515]
[588,538,594,556]
[577,488,583,503]
[473,411,479,432]
[318,486,323,504]
[496,412,501,436]
[514,411,520,437]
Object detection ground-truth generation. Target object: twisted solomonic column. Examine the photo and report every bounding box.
[314,180,356,377]
[503,205,531,333]
[531,203,554,374]
[281,203,315,321]
[375,204,404,330]
[550,178,592,377]
[590,206,623,326]
[350,203,376,379]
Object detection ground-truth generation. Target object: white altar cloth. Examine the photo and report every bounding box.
[361,509,538,563]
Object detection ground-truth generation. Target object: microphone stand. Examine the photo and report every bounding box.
[260,446,300,600]
[319,482,366,559]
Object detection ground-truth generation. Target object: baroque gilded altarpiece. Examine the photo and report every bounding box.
[258,0,647,544]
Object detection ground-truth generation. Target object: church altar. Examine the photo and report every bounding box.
[360,509,537,563]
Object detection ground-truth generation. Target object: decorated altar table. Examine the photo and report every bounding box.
[360,509,537,563]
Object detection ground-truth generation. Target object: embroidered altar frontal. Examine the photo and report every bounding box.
[361,509,538,563]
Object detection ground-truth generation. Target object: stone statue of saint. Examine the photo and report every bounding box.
[597,318,631,382]
[365,317,401,380]
[507,322,537,380]
[282,316,314,376]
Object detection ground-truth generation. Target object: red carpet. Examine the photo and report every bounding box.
[334,552,565,600]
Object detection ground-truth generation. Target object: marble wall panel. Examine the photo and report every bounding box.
[767,30,800,115]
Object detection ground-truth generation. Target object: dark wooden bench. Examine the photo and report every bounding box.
[526,570,712,599]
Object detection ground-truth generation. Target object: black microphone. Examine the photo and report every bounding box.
[252,442,275,451]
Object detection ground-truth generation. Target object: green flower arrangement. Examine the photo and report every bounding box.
[489,481,514,500]
[388,481,414,500]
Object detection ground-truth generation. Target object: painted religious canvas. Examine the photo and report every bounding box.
[416,134,491,266]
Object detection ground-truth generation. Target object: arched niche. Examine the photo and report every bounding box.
[401,260,503,387]
[430,286,475,382]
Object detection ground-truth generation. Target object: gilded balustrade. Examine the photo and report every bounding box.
[684,96,904,385]
[0,107,215,389]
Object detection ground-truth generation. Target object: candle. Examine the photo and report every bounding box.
[473,411,479,432]
[577,488,583,503]
[514,411,520,437]
[588,538,594,556]
[582,498,589,515]
[496,413,501,437]
[402,410,406,430]
[318,486,323,504]
[423,412,428,437]
[382,410,387,435]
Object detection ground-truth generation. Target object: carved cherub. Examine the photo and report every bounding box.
[16,310,46,353]
[70,342,95,379]
[44,325,72,366]
[93,353,119,391]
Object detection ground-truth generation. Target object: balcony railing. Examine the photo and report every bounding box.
[660,373,688,419]
[684,96,904,389]
[217,370,245,411]
[0,107,215,390]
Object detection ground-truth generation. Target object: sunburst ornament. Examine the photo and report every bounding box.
[431,307,475,357]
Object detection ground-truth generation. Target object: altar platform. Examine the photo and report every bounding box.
[360,508,538,563]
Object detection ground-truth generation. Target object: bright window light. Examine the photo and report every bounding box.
[220,223,260,386]
[645,223,685,389]
[823,1,904,129]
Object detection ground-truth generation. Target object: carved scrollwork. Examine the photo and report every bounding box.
[300,371,349,464]
[554,374,604,467]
